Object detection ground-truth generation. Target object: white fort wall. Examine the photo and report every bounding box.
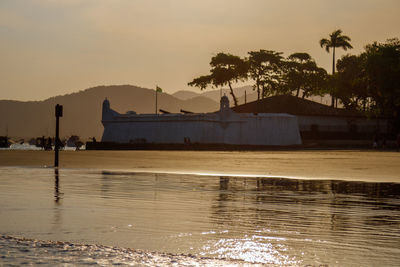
[101,96,302,146]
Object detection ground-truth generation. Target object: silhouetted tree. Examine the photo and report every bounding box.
[283,52,328,99]
[335,54,369,110]
[364,38,400,130]
[332,38,400,131]
[320,29,353,106]
[187,75,213,90]
[248,50,284,99]
[188,53,248,106]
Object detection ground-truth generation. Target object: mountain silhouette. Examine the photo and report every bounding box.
[173,85,333,106]
[173,85,255,105]
[0,85,219,140]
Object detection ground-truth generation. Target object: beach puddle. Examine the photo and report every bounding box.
[0,167,399,266]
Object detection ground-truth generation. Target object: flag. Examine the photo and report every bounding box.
[156,86,162,93]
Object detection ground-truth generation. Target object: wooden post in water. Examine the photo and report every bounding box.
[54,104,63,167]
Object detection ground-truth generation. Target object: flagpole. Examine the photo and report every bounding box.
[155,87,158,115]
[155,86,162,115]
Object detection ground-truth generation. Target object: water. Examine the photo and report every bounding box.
[0,166,399,266]
[0,144,41,151]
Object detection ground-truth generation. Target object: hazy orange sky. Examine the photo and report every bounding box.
[1,0,399,101]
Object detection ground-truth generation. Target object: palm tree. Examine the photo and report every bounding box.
[320,29,353,107]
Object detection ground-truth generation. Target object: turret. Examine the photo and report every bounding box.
[103,97,110,109]
[220,95,230,111]
[219,95,232,122]
[102,98,111,121]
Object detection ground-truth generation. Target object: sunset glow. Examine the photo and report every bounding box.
[1,0,399,100]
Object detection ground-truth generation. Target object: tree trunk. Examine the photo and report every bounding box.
[332,47,336,74]
[228,81,238,107]
[256,80,260,100]
[331,47,336,107]
[296,88,300,97]
[261,85,266,99]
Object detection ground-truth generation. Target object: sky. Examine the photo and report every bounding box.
[1,0,399,101]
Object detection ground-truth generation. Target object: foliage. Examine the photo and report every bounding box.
[283,53,328,98]
[365,38,400,129]
[187,75,213,90]
[319,29,353,57]
[187,35,400,132]
[320,29,353,106]
[188,53,248,106]
[332,38,400,131]
[248,50,284,99]
[335,54,369,110]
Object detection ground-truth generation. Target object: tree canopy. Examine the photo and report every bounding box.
[187,35,400,132]
[283,53,328,99]
[333,38,400,131]
[248,50,284,100]
[188,52,247,106]
[335,54,368,110]
[365,38,400,122]
[320,29,353,106]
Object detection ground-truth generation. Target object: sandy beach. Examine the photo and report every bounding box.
[1,150,399,183]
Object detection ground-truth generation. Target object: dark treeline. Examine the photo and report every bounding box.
[188,50,328,106]
[188,30,400,133]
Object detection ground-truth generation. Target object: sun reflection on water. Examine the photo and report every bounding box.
[196,229,299,265]
[201,236,299,265]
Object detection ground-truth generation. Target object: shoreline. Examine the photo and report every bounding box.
[1,150,400,183]
[1,235,243,266]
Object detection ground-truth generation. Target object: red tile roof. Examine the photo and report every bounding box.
[232,95,363,117]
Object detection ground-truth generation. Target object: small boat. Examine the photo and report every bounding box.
[29,138,37,146]
[66,135,84,149]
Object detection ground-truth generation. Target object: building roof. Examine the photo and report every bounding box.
[232,95,363,117]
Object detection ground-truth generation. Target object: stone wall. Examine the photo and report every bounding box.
[101,96,302,146]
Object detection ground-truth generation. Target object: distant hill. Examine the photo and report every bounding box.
[0,84,334,140]
[173,85,333,107]
[0,85,219,140]
[173,85,255,106]
[172,90,200,100]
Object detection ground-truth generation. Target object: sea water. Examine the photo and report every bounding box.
[0,166,399,266]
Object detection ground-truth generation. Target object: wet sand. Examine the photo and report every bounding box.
[1,150,399,183]
[1,236,244,267]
